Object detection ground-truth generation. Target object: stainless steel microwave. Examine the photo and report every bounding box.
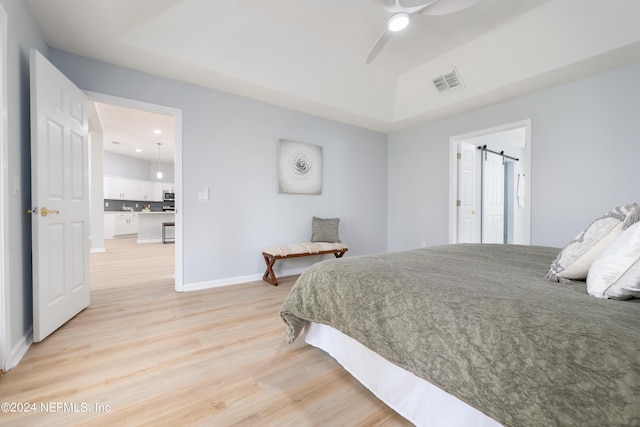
[163,190,175,201]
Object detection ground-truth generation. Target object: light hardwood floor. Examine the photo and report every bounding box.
[0,238,410,426]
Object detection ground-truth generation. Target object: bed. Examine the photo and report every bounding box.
[280,244,640,426]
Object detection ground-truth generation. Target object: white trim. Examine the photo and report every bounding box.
[183,274,263,292]
[84,91,184,292]
[7,327,32,371]
[182,267,306,292]
[136,239,163,244]
[0,3,8,372]
[90,248,106,253]
[449,119,532,245]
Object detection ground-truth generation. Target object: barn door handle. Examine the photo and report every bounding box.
[40,207,60,217]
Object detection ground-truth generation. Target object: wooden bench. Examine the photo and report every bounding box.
[262,242,348,286]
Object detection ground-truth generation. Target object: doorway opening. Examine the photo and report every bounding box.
[448,120,531,245]
[86,92,183,292]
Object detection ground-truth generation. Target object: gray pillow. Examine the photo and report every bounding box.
[311,217,341,243]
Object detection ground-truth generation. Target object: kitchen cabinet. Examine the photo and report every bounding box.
[103,213,115,239]
[104,176,134,200]
[132,180,156,201]
[104,176,173,202]
[113,213,138,237]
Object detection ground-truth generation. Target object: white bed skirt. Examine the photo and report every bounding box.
[304,322,502,427]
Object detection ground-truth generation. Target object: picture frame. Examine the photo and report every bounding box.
[277,139,322,195]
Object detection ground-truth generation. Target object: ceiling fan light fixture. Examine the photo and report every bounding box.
[388,13,409,32]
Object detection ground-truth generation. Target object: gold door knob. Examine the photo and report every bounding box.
[471,210,477,215]
[40,207,60,217]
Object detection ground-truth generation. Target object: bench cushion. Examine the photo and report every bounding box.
[263,242,348,258]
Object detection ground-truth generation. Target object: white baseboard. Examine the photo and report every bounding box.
[182,274,261,292]
[8,327,32,371]
[136,239,163,244]
[91,247,106,253]
[181,267,305,292]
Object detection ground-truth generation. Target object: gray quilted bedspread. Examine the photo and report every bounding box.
[280,244,640,427]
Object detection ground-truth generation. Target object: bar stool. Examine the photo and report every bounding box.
[162,222,175,244]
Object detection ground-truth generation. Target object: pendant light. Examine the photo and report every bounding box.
[156,142,163,179]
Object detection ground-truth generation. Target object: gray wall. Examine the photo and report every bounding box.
[49,49,389,286]
[103,151,175,182]
[0,0,48,368]
[388,61,640,251]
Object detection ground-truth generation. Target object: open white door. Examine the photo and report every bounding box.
[457,141,479,243]
[30,49,90,342]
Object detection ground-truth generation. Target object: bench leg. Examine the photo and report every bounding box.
[334,250,346,259]
[263,254,278,286]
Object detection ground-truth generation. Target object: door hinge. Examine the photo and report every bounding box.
[456,200,461,207]
[457,153,461,160]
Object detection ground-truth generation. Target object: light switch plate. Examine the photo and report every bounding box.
[198,187,210,202]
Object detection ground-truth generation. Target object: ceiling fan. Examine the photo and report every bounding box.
[365,0,481,64]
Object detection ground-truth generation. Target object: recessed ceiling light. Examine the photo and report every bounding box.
[153,129,162,135]
[135,148,142,153]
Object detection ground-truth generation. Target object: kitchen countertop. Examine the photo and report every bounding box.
[105,211,174,214]
[138,211,175,214]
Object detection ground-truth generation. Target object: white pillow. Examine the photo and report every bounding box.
[546,203,638,283]
[587,221,640,299]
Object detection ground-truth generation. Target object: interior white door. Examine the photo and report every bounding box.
[457,141,480,243]
[481,151,505,243]
[30,49,90,342]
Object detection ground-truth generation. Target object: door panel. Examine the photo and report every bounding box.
[457,142,479,243]
[30,49,90,342]
[482,152,505,243]
[70,130,85,200]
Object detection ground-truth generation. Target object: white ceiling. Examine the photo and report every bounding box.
[27,0,640,133]
[90,102,176,163]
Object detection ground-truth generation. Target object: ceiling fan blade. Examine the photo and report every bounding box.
[365,28,393,64]
[377,0,438,14]
[377,0,403,13]
[366,0,474,64]
[402,0,440,14]
[420,0,480,16]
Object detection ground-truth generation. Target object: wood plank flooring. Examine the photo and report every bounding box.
[0,238,410,426]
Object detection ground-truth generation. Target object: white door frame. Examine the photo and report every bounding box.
[85,91,184,292]
[0,3,8,371]
[449,119,532,245]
